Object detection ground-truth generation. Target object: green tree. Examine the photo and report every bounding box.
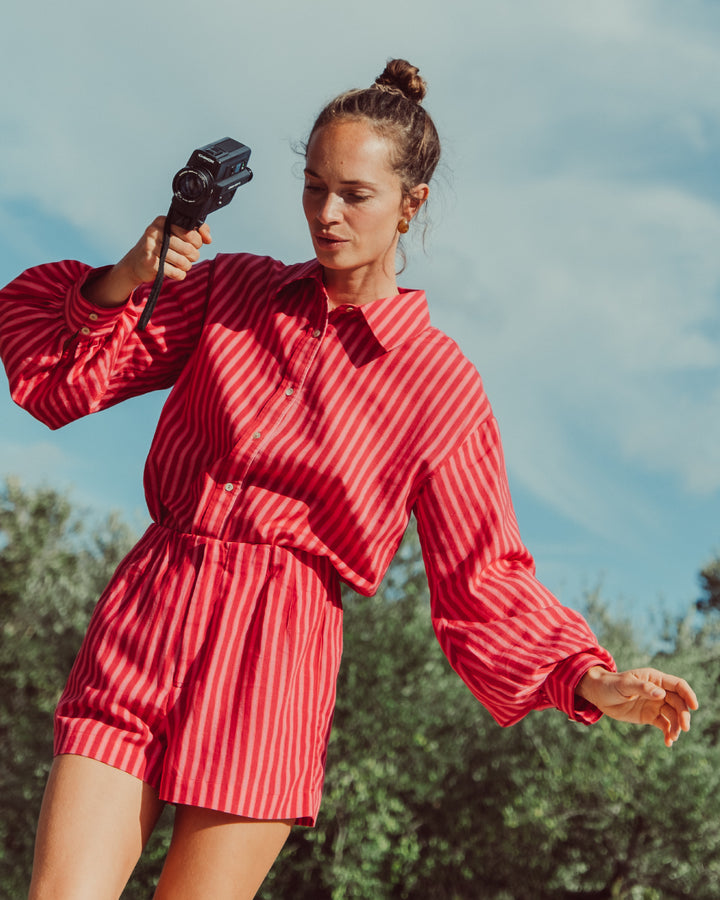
[3,484,719,899]
[697,555,720,615]
[261,531,720,900]
[0,479,142,896]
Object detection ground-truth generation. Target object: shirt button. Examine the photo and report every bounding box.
[80,326,91,335]
[88,312,99,321]
[252,431,262,439]
[312,329,322,338]
[285,387,294,397]
[224,483,234,493]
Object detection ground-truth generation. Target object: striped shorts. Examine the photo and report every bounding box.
[54,524,344,825]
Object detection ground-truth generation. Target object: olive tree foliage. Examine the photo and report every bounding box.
[2,478,719,899]
[0,479,141,896]
[696,556,720,614]
[261,539,720,900]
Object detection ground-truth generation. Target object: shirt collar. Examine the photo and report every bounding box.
[275,259,432,353]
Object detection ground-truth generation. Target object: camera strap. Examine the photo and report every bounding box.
[137,212,174,331]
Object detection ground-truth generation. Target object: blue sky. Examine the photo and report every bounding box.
[1,0,718,639]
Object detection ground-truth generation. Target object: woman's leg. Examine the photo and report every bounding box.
[153,806,294,900]
[28,754,165,900]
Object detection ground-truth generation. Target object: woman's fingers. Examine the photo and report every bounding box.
[146,219,211,281]
[662,688,694,732]
[163,236,201,279]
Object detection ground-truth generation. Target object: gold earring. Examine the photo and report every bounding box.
[397,218,409,234]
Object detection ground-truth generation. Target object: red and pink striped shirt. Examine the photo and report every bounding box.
[0,253,614,816]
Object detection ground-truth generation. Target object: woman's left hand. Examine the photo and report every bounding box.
[577,666,698,747]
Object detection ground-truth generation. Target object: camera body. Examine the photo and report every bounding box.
[170,137,253,229]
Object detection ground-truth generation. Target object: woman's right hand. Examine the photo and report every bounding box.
[82,217,213,308]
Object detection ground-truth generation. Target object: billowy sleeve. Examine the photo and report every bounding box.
[413,413,615,727]
[0,258,213,429]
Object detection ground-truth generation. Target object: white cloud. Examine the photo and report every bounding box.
[1,0,718,578]
[423,173,720,508]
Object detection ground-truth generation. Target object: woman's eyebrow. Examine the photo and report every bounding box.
[304,167,377,187]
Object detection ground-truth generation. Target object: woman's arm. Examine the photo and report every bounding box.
[0,218,215,428]
[414,411,698,742]
[413,414,617,727]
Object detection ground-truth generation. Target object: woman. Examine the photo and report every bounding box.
[0,60,697,900]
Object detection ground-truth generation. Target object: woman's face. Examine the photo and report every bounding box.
[303,119,425,296]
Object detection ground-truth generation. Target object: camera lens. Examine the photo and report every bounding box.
[173,167,210,202]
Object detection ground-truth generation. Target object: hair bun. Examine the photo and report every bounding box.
[374,58,427,103]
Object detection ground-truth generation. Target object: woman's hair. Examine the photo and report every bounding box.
[307,59,441,196]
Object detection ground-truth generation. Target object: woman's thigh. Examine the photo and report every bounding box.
[153,806,294,900]
[28,754,165,900]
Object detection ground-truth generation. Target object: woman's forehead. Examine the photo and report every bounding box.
[305,121,396,180]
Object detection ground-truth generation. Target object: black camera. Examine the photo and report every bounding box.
[137,137,253,329]
[169,137,253,230]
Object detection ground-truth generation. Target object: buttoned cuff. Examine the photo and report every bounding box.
[545,650,616,724]
[65,266,141,336]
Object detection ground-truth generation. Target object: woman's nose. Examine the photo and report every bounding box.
[316,194,341,224]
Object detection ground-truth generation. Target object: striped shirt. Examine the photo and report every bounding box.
[0,254,614,821]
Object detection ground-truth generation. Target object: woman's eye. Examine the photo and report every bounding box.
[346,193,369,203]
[304,183,323,193]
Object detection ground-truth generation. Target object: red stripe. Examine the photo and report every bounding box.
[1,252,615,822]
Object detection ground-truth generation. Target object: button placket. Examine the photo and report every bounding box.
[210,296,329,529]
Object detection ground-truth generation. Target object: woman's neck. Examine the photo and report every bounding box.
[322,265,398,309]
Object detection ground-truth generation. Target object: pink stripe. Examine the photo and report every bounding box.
[2,250,615,822]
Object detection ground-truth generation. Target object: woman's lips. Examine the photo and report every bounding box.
[316,234,348,246]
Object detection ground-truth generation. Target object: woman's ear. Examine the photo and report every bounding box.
[403,183,430,222]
